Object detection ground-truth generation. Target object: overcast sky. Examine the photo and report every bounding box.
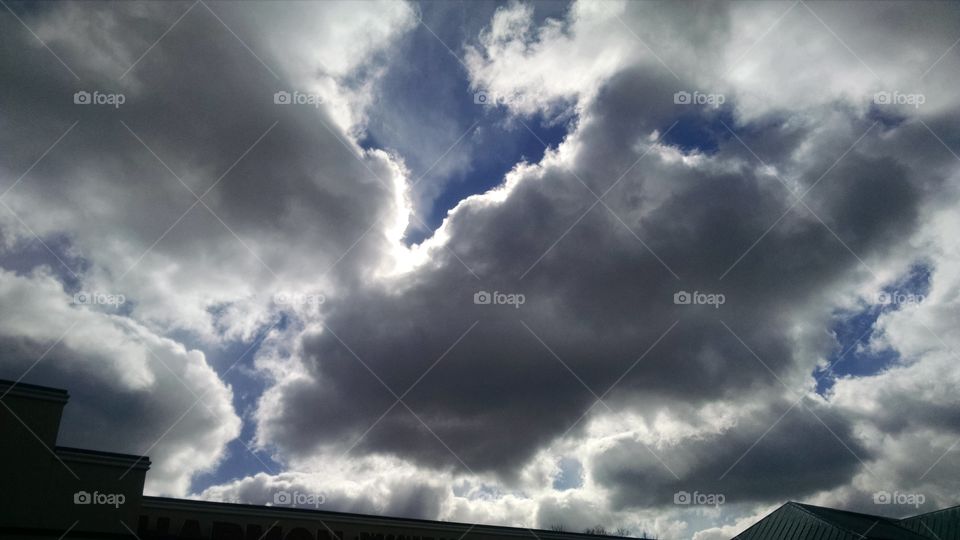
[2,1,960,539]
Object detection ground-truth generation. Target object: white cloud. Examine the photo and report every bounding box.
[1,0,416,344]
[465,0,960,122]
[0,267,240,495]
[824,192,960,512]
[0,0,416,495]
[4,1,960,538]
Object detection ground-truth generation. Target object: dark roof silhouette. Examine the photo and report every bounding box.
[734,502,934,540]
[899,505,960,539]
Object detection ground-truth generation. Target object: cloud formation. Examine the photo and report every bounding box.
[0,0,413,495]
[1,1,960,538]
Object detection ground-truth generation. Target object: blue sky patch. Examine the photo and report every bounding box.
[816,263,932,395]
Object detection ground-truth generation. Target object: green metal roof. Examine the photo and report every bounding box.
[733,502,939,540]
[899,505,960,540]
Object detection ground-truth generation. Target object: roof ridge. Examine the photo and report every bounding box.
[786,502,866,538]
[791,502,898,522]
[900,504,960,521]
[142,497,638,539]
[787,502,912,539]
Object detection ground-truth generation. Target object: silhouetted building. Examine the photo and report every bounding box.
[2,379,957,540]
[0,379,634,540]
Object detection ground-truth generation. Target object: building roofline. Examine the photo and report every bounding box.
[787,502,927,539]
[0,378,69,403]
[792,501,941,524]
[142,497,634,540]
[789,501,899,522]
[787,502,879,536]
[57,446,151,470]
[899,504,960,521]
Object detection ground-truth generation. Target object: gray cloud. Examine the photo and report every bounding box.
[0,1,410,340]
[258,56,947,510]
[0,268,240,495]
[593,398,871,509]
[3,1,960,538]
[0,0,412,494]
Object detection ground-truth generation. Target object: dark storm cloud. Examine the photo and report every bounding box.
[259,60,946,507]
[0,0,411,494]
[592,398,871,509]
[5,0,960,530]
[0,1,402,298]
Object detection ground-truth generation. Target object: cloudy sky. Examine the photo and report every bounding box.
[2,0,960,538]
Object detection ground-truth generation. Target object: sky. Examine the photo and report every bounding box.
[1,1,960,539]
